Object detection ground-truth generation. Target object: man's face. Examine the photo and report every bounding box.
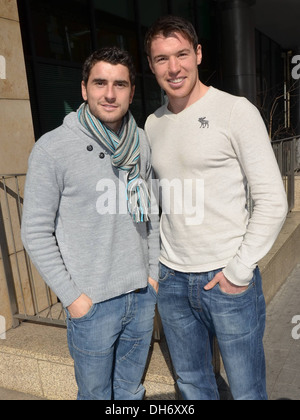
[82,61,135,132]
[148,32,202,108]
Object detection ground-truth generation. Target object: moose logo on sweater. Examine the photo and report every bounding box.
[198,117,209,128]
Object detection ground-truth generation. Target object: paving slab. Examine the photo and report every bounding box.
[264,263,300,400]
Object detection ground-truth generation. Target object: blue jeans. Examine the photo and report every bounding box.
[157,264,267,400]
[66,285,157,400]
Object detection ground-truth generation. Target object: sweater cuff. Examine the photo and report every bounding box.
[223,258,256,287]
[55,282,83,308]
[149,264,159,283]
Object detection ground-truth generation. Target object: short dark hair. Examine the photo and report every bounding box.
[144,15,199,58]
[82,47,136,86]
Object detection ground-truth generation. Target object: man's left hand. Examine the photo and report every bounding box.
[204,271,248,295]
[148,277,159,293]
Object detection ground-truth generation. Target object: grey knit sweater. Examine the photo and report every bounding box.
[21,112,160,308]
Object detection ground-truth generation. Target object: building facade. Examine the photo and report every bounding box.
[16,0,299,140]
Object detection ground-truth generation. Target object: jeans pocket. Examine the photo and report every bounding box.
[159,263,174,283]
[69,303,97,322]
[68,303,112,357]
[211,281,258,339]
[216,279,255,298]
[147,282,158,299]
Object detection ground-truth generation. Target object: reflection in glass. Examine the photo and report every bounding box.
[29,0,91,62]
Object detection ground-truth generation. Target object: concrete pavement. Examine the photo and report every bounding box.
[264,263,300,400]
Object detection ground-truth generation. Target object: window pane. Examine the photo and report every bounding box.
[37,63,82,133]
[171,0,195,21]
[93,0,139,70]
[93,0,135,21]
[29,0,91,62]
[139,0,168,28]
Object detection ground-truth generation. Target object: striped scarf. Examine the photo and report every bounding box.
[78,102,150,223]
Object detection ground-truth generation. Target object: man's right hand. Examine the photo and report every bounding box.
[67,294,93,319]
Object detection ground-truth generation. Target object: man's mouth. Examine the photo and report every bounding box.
[102,104,118,111]
[168,77,186,87]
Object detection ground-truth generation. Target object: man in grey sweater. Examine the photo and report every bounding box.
[21,47,159,400]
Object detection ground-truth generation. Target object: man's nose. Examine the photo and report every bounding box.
[105,85,116,102]
[168,56,180,74]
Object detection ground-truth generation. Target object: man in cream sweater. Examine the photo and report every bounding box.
[145,16,288,400]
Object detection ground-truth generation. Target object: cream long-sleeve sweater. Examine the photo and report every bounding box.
[145,87,288,286]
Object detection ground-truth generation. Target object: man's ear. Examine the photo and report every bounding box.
[129,85,136,105]
[81,81,88,101]
[196,44,202,66]
[147,56,155,74]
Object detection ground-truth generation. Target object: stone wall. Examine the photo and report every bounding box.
[295,176,300,212]
[0,0,34,173]
[0,0,35,331]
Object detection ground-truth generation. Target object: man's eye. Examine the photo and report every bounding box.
[156,57,167,63]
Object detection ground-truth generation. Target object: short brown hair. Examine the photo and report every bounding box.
[144,15,199,57]
[82,47,136,86]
